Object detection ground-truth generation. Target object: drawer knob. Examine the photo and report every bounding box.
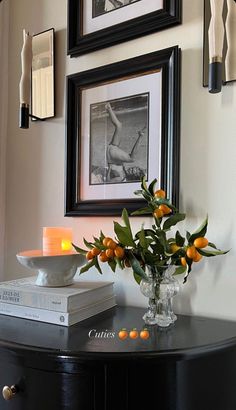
[2,385,18,401]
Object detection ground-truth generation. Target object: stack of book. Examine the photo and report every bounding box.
[0,275,116,326]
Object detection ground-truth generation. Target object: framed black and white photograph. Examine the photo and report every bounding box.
[66,46,181,216]
[90,93,149,186]
[92,0,141,18]
[67,0,182,56]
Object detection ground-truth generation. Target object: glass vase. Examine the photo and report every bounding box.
[140,265,180,327]
[140,265,159,325]
[156,266,180,327]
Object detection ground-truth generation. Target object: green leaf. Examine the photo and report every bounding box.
[133,189,143,196]
[186,231,191,241]
[131,207,152,216]
[150,242,164,254]
[94,258,103,274]
[137,228,148,249]
[141,176,148,192]
[80,259,96,274]
[152,198,177,211]
[175,230,185,247]
[72,243,87,255]
[208,242,217,249]
[129,254,147,280]
[122,209,133,238]
[137,229,157,240]
[115,257,123,269]
[83,238,93,249]
[197,248,229,257]
[142,191,152,201]
[148,178,157,195]
[183,258,193,283]
[114,222,135,247]
[173,266,187,276]
[133,271,142,285]
[93,241,106,251]
[163,213,186,231]
[157,230,167,250]
[189,216,208,244]
[108,259,117,273]
[99,231,105,241]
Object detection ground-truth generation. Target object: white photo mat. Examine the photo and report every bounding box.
[83,0,163,35]
[80,70,162,201]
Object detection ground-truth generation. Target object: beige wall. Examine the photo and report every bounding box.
[4,0,236,319]
[0,0,9,280]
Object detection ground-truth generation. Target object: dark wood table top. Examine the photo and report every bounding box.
[0,307,236,361]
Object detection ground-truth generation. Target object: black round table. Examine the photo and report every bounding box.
[0,306,236,409]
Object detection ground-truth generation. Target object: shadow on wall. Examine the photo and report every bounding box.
[180,48,211,218]
[183,0,202,26]
[55,28,66,119]
[173,276,197,316]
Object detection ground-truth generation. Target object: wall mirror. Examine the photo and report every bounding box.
[32,28,55,120]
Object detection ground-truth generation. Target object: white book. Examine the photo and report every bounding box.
[0,296,116,327]
[0,275,114,312]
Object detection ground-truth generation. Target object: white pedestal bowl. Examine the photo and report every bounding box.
[16,250,86,287]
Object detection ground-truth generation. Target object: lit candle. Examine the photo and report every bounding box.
[43,227,73,255]
[19,29,32,128]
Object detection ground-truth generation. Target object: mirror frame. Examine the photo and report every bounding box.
[31,28,55,120]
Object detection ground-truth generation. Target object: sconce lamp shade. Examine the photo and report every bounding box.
[208,0,224,93]
[19,30,32,128]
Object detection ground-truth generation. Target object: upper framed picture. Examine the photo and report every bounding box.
[67,0,182,56]
[65,46,181,216]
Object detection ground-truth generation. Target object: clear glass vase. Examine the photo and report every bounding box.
[156,266,180,327]
[140,265,159,325]
[140,265,180,327]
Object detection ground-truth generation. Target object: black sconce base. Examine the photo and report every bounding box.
[19,105,29,129]
[19,106,45,129]
[208,62,222,94]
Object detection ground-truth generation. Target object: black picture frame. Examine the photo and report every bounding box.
[65,46,181,217]
[67,0,182,57]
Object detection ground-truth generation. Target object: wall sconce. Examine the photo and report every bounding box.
[203,0,236,93]
[19,28,55,128]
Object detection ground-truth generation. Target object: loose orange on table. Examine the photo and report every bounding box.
[129,329,139,339]
[118,329,128,340]
[140,329,150,340]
